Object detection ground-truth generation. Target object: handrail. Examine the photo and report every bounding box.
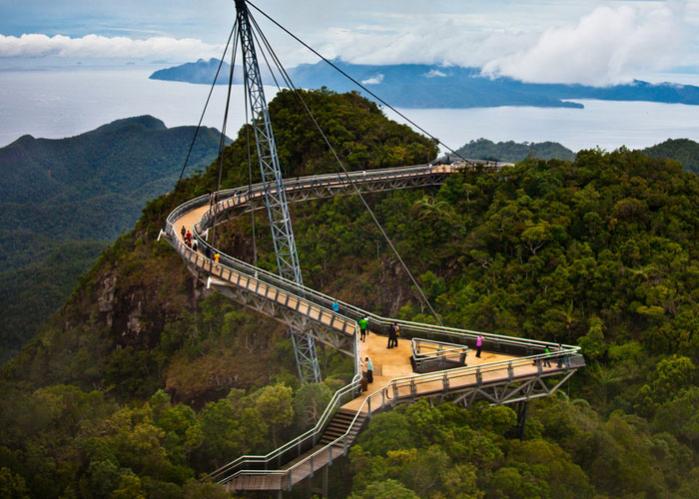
[411,338,469,359]
[209,374,361,481]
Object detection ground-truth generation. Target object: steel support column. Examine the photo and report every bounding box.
[235,0,320,382]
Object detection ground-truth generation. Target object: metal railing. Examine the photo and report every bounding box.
[411,338,468,373]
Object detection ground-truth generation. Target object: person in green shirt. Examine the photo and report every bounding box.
[358,317,368,342]
[543,346,552,367]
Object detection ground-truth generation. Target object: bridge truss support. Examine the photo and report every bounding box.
[234,0,320,382]
[200,274,355,356]
[439,369,577,408]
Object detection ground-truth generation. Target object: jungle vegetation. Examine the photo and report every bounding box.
[1,89,698,498]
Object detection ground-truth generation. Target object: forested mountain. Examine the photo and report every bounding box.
[456,138,576,162]
[0,116,222,362]
[1,89,699,498]
[642,138,699,173]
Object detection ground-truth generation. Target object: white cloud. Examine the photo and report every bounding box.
[361,73,384,85]
[482,4,687,86]
[425,69,447,78]
[0,33,220,60]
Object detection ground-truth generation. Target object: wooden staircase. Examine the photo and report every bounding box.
[223,408,367,492]
[319,409,364,445]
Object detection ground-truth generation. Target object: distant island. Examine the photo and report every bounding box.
[455,138,699,173]
[151,58,699,110]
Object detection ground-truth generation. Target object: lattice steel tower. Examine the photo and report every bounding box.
[234,0,321,382]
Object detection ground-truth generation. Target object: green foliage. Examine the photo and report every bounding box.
[348,479,420,499]
[642,138,699,173]
[456,138,576,163]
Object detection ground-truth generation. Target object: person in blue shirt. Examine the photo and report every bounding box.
[365,356,374,383]
[331,301,340,313]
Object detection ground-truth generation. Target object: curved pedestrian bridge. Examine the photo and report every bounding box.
[163,161,584,492]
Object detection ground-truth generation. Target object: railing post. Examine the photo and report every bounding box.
[476,368,483,387]
[410,379,417,398]
[537,358,543,375]
[442,373,449,394]
[310,454,314,478]
[508,361,514,381]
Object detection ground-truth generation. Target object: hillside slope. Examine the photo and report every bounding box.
[0,89,437,498]
[0,116,223,362]
[642,138,699,173]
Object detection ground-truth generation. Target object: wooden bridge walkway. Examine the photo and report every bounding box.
[163,162,584,493]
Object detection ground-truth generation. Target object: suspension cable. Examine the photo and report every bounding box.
[249,13,443,324]
[177,21,237,184]
[246,0,472,164]
[210,22,240,247]
[250,26,282,91]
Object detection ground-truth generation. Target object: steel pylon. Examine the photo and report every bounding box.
[234,0,321,383]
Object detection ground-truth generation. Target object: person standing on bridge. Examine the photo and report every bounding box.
[358,317,368,342]
[476,335,484,358]
[388,322,399,349]
[332,301,340,313]
[214,252,221,265]
[180,225,186,238]
[365,356,374,384]
[543,346,552,367]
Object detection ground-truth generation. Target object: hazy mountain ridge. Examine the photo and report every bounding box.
[0,116,223,362]
[456,137,699,172]
[151,58,699,109]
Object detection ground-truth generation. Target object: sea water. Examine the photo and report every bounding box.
[1,67,698,152]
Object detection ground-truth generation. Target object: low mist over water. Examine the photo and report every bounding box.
[2,68,699,151]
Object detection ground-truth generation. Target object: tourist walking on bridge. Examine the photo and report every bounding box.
[358,317,368,342]
[543,346,552,367]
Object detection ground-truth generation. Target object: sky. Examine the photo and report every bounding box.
[1,0,698,85]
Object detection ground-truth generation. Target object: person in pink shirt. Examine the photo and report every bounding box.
[476,335,484,358]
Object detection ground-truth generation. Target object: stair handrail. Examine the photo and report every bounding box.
[208,374,361,481]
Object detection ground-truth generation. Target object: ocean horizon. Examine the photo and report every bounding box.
[2,67,699,152]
